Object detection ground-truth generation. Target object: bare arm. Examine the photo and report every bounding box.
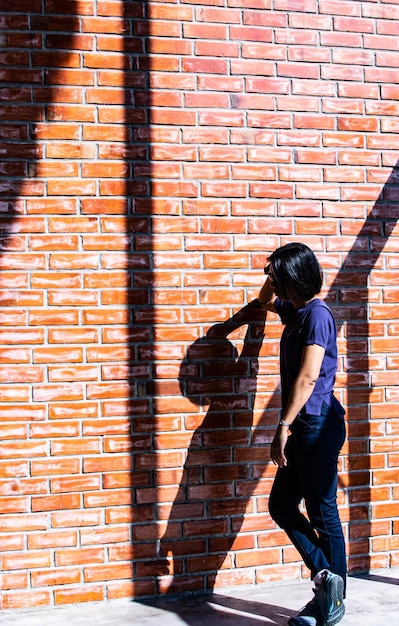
[271,343,325,467]
[259,275,277,312]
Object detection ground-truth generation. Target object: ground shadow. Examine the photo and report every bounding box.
[354,572,399,586]
[138,591,295,626]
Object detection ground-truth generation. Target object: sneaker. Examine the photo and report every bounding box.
[288,570,345,626]
[322,570,345,626]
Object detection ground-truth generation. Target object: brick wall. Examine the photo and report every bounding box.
[1,0,399,610]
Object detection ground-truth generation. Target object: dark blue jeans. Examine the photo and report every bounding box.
[269,399,347,594]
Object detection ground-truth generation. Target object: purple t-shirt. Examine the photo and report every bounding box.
[275,297,339,416]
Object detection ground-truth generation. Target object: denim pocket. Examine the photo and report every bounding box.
[291,405,346,459]
[290,400,344,436]
[291,412,326,435]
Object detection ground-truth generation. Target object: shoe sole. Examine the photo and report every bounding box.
[325,573,345,626]
[326,604,345,626]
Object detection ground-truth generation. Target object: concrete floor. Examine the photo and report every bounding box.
[1,569,398,625]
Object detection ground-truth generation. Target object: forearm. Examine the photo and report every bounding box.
[222,298,263,331]
[259,277,276,311]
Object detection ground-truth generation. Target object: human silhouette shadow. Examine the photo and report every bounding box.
[155,300,267,595]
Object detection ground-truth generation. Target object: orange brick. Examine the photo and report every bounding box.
[83,563,133,582]
[32,493,81,512]
[55,547,105,567]
[51,510,101,529]
[50,438,100,456]
[31,457,80,476]
[31,567,81,587]
[28,531,78,550]
[0,571,29,591]
[1,590,51,610]
[1,551,51,571]
[54,585,104,605]
[48,402,98,420]
[84,489,132,508]
[80,526,130,546]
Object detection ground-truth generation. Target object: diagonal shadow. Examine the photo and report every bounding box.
[0,7,79,294]
[329,161,399,573]
[355,573,399,586]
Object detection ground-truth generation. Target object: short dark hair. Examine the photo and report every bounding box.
[268,242,322,300]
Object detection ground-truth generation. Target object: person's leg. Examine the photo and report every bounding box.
[301,415,347,589]
[275,404,346,626]
[269,402,346,589]
[270,436,335,626]
[269,434,331,577]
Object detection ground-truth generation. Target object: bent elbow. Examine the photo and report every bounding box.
[299,375,317,389]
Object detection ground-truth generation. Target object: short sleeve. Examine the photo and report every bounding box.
[304,305,335,349]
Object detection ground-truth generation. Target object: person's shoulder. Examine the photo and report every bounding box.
[309,298,330,310]
[306,299,335,323]
[313,298,334,313]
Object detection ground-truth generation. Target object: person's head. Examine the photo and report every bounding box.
[265,242,322,302]
[179,336,239,405]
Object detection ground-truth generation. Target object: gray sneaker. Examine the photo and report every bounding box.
[288,570,345,626]
[322,570,345,626]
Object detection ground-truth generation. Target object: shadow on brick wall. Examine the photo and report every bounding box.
[0,6,79,267]
[328,161,399,573]
[154,303,266,595]
[143,161,399,603]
